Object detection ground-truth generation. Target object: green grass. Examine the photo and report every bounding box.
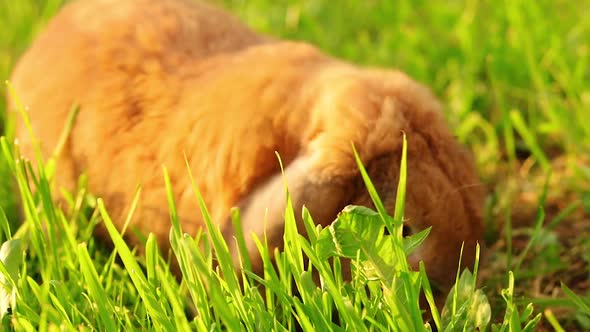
[1,0,590,330]
[0,124,519,331]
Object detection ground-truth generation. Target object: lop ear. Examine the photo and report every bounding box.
[224,153,356,273]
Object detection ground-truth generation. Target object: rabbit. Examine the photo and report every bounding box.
[9,0,484,291]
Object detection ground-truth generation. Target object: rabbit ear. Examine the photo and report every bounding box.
[224,153,356,273]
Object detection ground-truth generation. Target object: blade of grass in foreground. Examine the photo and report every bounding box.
[76,243,117,331]
[97,198,175,331]
[351,143,390,230]
[544,309,567,332]
[177,161,250,330]
[419,261,441,329]
[277,152,305,280]
[176,162,239,290]
[352,132,408,272]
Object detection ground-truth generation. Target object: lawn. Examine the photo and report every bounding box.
[1,0,590,331]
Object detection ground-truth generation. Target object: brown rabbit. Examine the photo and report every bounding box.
[9,0,484,290]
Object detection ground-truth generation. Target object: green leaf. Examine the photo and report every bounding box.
[0,239,22,318]
[315,205,396,282]
[403,226,431,255]
[441,269,491,331]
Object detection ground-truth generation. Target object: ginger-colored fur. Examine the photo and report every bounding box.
[10,0,484,289]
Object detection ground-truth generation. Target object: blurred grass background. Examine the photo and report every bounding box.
[1,0,590,329]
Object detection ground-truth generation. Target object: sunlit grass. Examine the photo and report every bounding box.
[0,121,534,330]
[0,0,589,330]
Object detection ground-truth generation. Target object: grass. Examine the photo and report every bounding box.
[0,0,589,330]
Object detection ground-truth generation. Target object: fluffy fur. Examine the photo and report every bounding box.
[10,0,484,289]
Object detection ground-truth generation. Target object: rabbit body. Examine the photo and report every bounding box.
[10,0,484,288]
